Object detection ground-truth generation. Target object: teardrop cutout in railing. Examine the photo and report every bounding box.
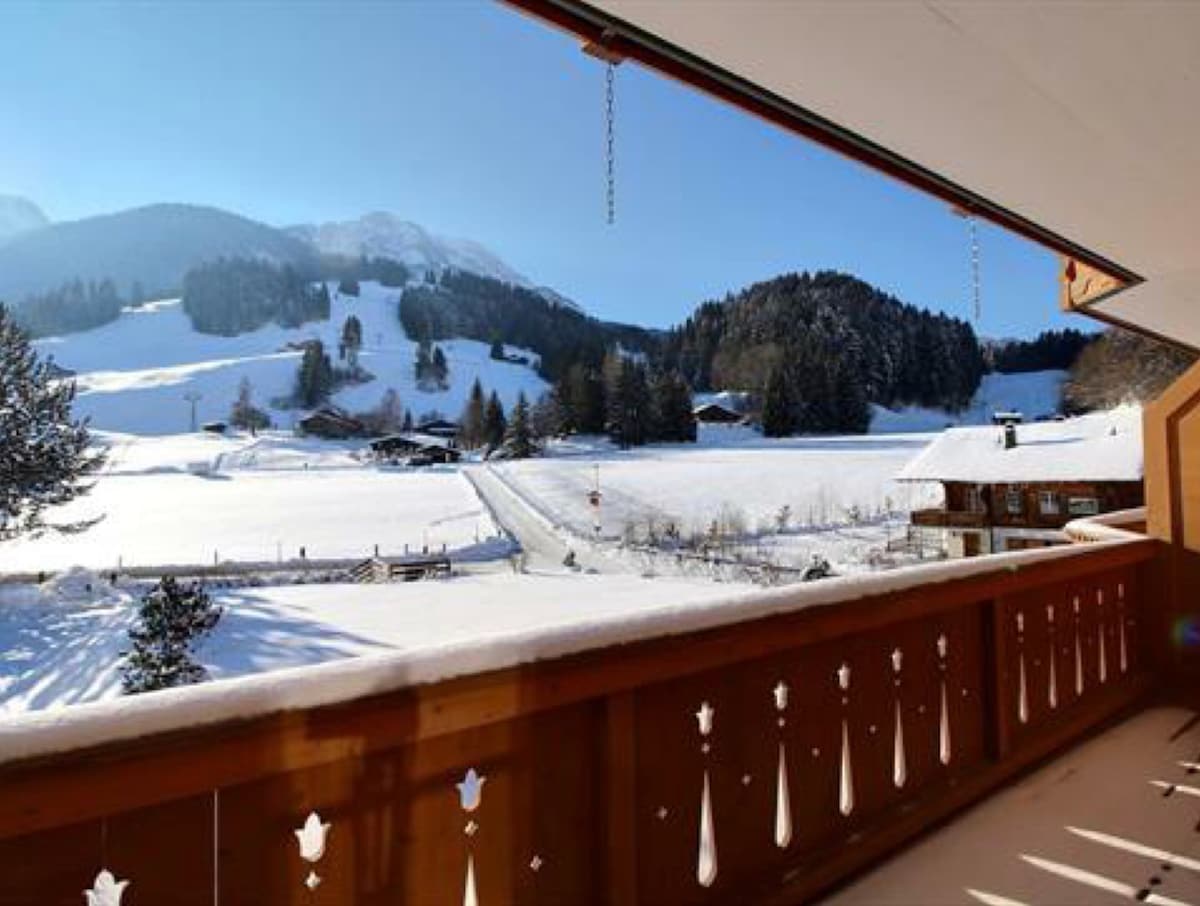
[1073,597,1084,696]
[891,647,906,789]
[939,680,952,765]
[1113,592,1123,676]
[697,771,717,886]
[1016,613,1028,724]
[463,854,478,906]
[775,743,792,848]
[1018,652,1029,724]
[839,719,855,815]
[936,634,951,765]
[1046,603,1058,709]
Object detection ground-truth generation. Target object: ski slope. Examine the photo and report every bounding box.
[870,370,1068,433]
[34,282,549,435]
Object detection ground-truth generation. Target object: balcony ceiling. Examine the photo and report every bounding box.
[590,1,1200,348]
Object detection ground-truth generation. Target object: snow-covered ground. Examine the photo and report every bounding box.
[870,369,1067,433]
[0,571,749,716]
[0,432,501,571]
[492,425,941,574]
[35,282,548,435]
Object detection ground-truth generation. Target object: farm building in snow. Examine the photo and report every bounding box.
[692,401,743,425]
[297,407,365,440]
[898,407,1144,557]
[368,433,462,465]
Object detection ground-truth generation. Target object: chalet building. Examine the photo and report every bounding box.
[692,401,743,425]
[368,433,462,465]
[297,407,365,440]
[899,408,1143,557]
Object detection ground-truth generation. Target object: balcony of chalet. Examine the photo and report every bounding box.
[911,508,989,530]
[4,2,1200,905]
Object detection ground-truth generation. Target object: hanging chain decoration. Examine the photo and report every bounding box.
[952,206,982,323]
[968,213,981,323]
[583,31,623,226]
[605,61,616,225]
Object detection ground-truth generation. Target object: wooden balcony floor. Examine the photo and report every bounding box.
[825,705,1200,905]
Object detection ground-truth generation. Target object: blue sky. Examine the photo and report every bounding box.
[0,0,1073,337]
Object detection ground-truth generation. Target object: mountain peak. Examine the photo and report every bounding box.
[0,195,50,245]
[288,212,529,287]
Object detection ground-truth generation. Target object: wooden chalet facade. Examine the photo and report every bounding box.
[297,407,365,440]
[913,478,1144,555]
[901,410,1144,556]
[368,433,462,465]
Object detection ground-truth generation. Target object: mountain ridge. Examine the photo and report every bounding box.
[0,194,50,246]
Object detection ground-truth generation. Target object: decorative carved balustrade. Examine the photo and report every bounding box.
[0,540,1157,905]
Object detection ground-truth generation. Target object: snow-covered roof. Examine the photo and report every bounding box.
[897,407,1143,484]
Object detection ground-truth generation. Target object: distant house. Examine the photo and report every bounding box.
[298,407,365,440]
[692,402,743,425]
[368,433,461,465]
[898,408,1143,557]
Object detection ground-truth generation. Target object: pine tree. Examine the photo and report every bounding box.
[460,379,486,449]
[651,370,697,442]
[337,277,360,297]
[489,337,505,361]
[374,387,403,434]
[295,341,334,407]
[415,341,434,389]
[761,365,795,437]
[503,392,537,459]
[229,376,271,434]
[432,346,449,389]
[340,315,363,369]
[483,391,507,449]
[0,305,104,540]
[121,577,223,694]
[402,409,414,432]
[531,389,565,439]
[606,355,651,448]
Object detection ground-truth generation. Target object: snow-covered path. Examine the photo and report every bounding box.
[464,466,619,574]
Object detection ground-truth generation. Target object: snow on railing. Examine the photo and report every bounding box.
[0,535,1147,768]
[1064,507,1147,544]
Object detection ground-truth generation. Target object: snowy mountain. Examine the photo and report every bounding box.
[35,281,548,435]
[0,204,315,303]
[289,212,530,287]
[0,195,49,246]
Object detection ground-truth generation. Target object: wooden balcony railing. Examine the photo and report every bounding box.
[0,538,1158,905]
[910,507,989,529]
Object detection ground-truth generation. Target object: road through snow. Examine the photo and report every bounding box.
[464,465,619,575]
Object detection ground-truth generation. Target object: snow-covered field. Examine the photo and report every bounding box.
[870,369,1067,433]
[492,425,941,574]
[0,571,748,715]
[0,433,501,571]
[35,282,548,435]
